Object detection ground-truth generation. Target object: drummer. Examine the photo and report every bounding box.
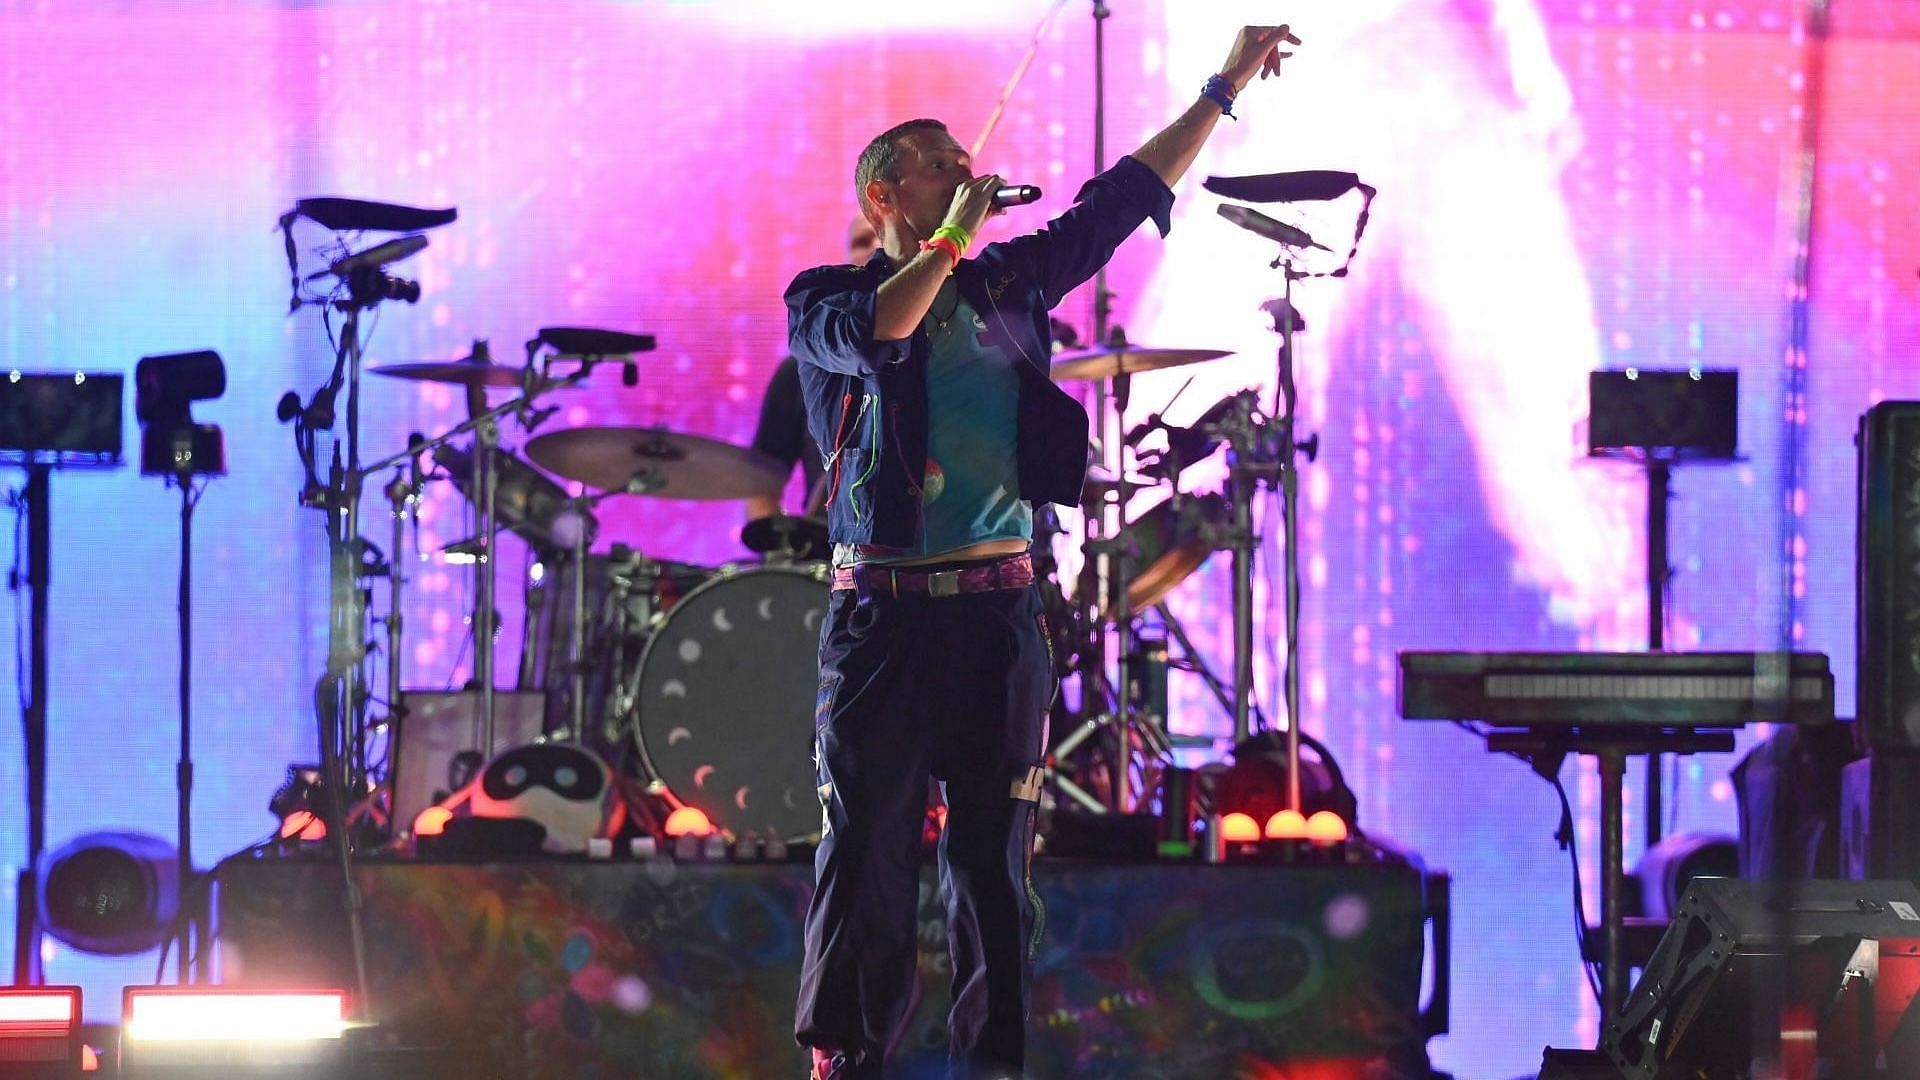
[745,218,880,528]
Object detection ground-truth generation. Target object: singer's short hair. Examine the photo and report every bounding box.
[854,118,949,226]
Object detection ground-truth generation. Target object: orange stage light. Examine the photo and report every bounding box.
[663,806,714,838]
[1219,812,1262,843]
[1264,809,1309,840]
[412,805,454,837]
[1305,810,1349,844]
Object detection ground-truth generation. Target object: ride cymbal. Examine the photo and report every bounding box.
[526,425,785,500]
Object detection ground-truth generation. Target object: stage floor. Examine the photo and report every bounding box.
[217,854,1449,1079]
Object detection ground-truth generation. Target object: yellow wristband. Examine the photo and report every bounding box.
[932,223,973,256]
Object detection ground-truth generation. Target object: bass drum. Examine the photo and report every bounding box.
[625,564,830,842]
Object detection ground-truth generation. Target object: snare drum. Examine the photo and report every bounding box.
[624,564,830,841]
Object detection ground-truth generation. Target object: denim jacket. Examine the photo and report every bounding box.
[785,155,1175,549]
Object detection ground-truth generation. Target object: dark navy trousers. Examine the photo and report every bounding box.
[795,581,1053,1079]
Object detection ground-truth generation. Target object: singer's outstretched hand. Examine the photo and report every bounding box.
[1220,25,1301,92]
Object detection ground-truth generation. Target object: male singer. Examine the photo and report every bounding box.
[787,24,1301,1080]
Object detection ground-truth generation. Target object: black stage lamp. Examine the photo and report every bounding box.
[134,349,226,478]
[35,831,180,956]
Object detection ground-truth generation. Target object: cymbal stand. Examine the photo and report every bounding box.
[473,414,501,755]
[379,462,420,826]
[553,483,645,744]
[357,361,600,749]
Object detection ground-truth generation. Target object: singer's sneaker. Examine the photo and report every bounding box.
[809,1048,851,1080]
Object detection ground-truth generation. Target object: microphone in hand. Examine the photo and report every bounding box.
[992,185,1042,209]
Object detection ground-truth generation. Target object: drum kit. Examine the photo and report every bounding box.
[276,195,1327,869]
[363,342,838,845]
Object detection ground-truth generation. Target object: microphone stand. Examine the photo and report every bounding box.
[1267,265,1307,810]
[312,288,377,1018]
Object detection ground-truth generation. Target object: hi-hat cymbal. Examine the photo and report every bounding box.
[370,359,531,388]
[1049,345,1232,382]
[740,513,830,559]
[525,425,785,500]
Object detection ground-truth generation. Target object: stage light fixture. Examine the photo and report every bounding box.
[119,987,347,1079]
[0,985,81,1078]
[412,805,454,837]
[133,349,225,478]
[1305,811,1350,846]
[1218,812,1263,844]
[1264,809,1309,840]
[664,806,715,838]
[36,831,179,956]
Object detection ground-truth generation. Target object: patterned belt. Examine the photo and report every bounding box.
[832,553,1034,599]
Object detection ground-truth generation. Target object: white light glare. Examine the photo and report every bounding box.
[124,992,347,1043]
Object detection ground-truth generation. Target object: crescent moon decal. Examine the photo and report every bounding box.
[667,727,693,745]
[758,597,776,621]
[712,607,733,632]
[735,787,751,810]
[662,679,687,699]
[693,765,715,788]
[804,608,823,632]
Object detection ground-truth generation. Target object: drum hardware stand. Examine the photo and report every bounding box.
[355,355,603,750]
[378,458,422,828]
[551,479,652,745]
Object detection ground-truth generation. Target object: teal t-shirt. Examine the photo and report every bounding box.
[858,278,1032,564]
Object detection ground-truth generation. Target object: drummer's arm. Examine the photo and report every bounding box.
[786,266,908,377]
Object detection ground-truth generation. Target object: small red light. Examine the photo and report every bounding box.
[1305,810,1349,844]
[1264,809,1309,840]
[1219,812,1262,843]
[664,807,714,838]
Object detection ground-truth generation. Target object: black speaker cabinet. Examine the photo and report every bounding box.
[1602,877,1920,1078]
[1859,401,1920,753]
[1843,754,1920,887]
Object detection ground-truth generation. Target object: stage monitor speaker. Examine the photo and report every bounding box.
[1859,401,1920,753]
[1602,877,1920,1079]
[393,691,545,830]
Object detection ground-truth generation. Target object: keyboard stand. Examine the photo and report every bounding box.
[1484,728,1734,1020]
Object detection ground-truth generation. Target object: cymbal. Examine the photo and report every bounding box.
[370,359,530,388]
[525,425,785,500]
[740,514,830,559]
[1049,346,1231,382]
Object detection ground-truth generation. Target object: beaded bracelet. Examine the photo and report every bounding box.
[1201,74,1237,120]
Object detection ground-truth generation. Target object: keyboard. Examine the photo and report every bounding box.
[1397,651,1835,729]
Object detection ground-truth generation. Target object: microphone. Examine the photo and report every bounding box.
[622,359,639,387]
[992,185,1042,209]
[1217,204,1331,252]
[276,391,303,424]
[330,233,428,276]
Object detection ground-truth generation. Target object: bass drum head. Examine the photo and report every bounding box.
[628,565,829,841]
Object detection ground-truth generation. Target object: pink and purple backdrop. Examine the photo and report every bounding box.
[4,2,1919,1075]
